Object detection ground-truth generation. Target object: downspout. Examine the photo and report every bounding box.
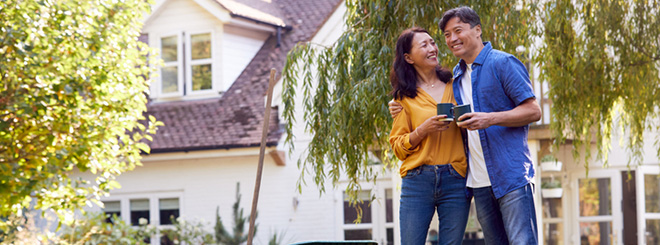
[277,26,282,47]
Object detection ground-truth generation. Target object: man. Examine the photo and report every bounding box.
[389,6,542,244]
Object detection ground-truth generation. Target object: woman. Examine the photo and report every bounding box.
[389,27,470,245]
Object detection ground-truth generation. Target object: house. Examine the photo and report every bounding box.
[73,0,365,244]
[75,0,660,244]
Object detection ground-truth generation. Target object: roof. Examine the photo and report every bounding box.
[146,0,343,153]
[215,0,287,27]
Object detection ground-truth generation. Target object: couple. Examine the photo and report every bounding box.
[388,6,542,245]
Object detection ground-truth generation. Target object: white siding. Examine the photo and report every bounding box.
[75,148,338,244]
[222,25,270,91]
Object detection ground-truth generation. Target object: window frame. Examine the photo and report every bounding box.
[184,30,216,96]
[337,180,394,244]
[101,192,183,245]
[157,32,185,98]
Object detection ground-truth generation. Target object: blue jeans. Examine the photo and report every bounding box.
[472,183,538,245]
[400,164,470,245]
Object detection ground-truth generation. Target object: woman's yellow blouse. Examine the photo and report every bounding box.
[389,81,467,178]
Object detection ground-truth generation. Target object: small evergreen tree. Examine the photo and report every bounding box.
[214,183,257,245]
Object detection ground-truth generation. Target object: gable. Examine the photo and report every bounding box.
[143,0,224,34]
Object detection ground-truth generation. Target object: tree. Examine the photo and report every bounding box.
[283,0,660,199]
[281,0,537,202]
[0,0,160,227]
[537,0,660,166]
[215,183,257,245]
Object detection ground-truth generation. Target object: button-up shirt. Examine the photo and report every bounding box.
[451,42,536,199]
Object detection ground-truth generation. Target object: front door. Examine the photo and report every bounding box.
[572,170,623,244]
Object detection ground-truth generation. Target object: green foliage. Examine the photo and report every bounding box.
[267,228,290,245]
[282,0,537,205]
[59,213,157,244]
[541,154,558,163]
[536,0,660,167]
[541,179,562,189]
[283,0,660,201]
[0,0,161,224]
[215,183,257,245]
[159,216,215,245]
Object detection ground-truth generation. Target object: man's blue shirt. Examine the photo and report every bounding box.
[452,42,536,199]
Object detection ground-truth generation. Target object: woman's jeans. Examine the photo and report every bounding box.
[400,164,470,245]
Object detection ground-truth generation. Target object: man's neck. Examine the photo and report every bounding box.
[463,42,485,64]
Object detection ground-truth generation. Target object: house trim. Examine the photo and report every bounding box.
[143,146,279,162]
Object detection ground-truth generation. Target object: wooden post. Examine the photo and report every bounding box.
[247,68,277,245]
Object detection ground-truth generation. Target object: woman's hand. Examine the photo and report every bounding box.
[415,115,451,138]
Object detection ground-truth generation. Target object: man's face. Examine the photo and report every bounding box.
[443,17,482,62]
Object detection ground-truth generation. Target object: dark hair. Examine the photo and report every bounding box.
[439,6,482,33]
[390,27,452,100]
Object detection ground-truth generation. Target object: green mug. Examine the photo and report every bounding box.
[454,104,472,122]
[436,103,455,121]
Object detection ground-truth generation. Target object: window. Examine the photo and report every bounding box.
[157,31,215,99]
[130,199,150,226]
[102,195,181,245]
[341,187,394,244]
[187,33,212,93]
[343,191,372,240]
[160,35,183,96]
[645,174,660,244]
[541,177,564,245]
[103,201,121,223]
[159,198,180,225]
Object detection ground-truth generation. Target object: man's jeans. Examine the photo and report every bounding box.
[472,183,538,245]
[400,164,470,245]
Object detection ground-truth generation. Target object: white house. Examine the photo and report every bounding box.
[74,0,660,244]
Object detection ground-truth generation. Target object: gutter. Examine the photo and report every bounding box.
[230,14,292,47]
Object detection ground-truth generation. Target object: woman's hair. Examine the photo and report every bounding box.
[390,27,452,100]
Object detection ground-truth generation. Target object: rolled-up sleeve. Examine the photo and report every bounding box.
[389,105,419,160]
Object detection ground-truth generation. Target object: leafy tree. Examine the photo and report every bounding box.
[214,183,257,245]
[281,0,537,202]
[0,0,160,226]
[537,0,660,166]
[282,0,660,200]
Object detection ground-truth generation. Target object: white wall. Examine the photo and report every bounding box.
[222,25,270,91]
[76,147,339,244]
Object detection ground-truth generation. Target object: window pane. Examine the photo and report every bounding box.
[645,174,660,213]
[191,33,211,60]
[344,229,372,240]
[543,222,563,245]
[192,64,212,91]
[130,199,150,226]
[162,66,178,93]
[386,228,394,245]
[543,197,563,218]
[161,36,178,62]
[159,198,180,225]
[343,191,371,224]
[385,189,393,223]
[646,219,660,244]
[103,201,120,223]
[579,178,611,216]
[579,222,612,245]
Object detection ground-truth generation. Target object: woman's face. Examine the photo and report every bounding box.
[404,32,439,69]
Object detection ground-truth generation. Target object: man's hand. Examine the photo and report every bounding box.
[388,100,402,118]
[456,112,494,131]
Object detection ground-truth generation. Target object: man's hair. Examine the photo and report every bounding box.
[439,6,481,32]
